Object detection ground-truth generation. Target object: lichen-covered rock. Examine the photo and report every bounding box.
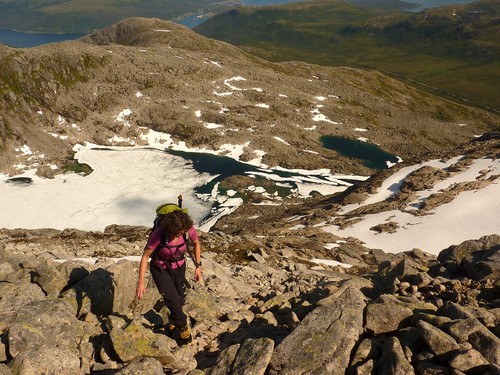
[109,318,176,363]
[9,345,84,375]
[231,338,274,375]
[269,287,365,375]
[416,320,460,356]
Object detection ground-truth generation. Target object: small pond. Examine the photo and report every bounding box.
[321,135,399,170]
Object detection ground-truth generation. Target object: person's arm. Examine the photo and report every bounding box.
[136,247,154,300]
[192,238,202,282]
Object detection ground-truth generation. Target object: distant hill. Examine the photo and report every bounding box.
[0,0,228,33]
[194,0,500,111]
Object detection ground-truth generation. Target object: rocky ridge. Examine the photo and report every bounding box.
[0,225,499,374]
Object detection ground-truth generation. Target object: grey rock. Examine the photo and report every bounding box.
[365,299,413,334]
[447,318,500,365]
[184,288,241,321]
[7,298,85,358]
[206,344,240,375]
[414,361,451,375]
[448,349,489,373]
[109,318,176,363]
[377,336,415,375]
[9,345,84,375]
[30,262,68,297]
[269,287,365,375]
[416,320,460,356]
[349,338,383,368]
[232,338,274,375]
[115,357,165,375]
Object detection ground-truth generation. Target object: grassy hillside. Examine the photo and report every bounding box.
[194,0,500,112]
[0,0,228,33]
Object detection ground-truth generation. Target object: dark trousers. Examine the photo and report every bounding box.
[150,262,187,327]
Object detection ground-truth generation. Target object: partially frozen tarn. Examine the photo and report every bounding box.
[255,103,270,108]
[0,147,213,231]
[311,258,352,269]
[274,137,290,146]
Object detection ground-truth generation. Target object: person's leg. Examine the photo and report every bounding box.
[150,265,187,328]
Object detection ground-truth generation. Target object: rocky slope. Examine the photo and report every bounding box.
[1,17,497,179]
[0,226,498,374]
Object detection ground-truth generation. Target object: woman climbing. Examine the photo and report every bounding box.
[136,208,202,345]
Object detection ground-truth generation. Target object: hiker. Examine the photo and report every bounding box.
[136,209,202,344]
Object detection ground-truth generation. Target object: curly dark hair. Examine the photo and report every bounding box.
[160,210,193,237]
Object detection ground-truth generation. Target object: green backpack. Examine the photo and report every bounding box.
[152,195,188,230]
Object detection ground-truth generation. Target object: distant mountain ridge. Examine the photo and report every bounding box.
[194,0,500,111]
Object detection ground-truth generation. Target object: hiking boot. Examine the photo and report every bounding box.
[178,325,192,345]
[167,323,176,337]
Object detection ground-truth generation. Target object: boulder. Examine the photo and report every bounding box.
[108,317,176,364]
[416,320,460,356]
[206,344,240,375]
[231,338,274,375]
[114,357,165,375]
[365,299,413,334]
[9,345,84,375]
[269,287,365,374]
[7,298,85,358]
[377,336,415,375]
[446,318,500,365]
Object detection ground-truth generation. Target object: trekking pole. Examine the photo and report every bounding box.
[177,193,197,285]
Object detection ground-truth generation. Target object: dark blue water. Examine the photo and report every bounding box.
[167,149,342,195]
[321,135,399,170]
[0,28,85,48]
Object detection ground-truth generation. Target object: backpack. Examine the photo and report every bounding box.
[149,195,194,270]
[153,202,188,231]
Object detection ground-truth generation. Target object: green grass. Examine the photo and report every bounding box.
[195,0,500,112]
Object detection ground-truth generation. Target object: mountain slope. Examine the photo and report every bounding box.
[194,0,500,111]
[0,17,497,179]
